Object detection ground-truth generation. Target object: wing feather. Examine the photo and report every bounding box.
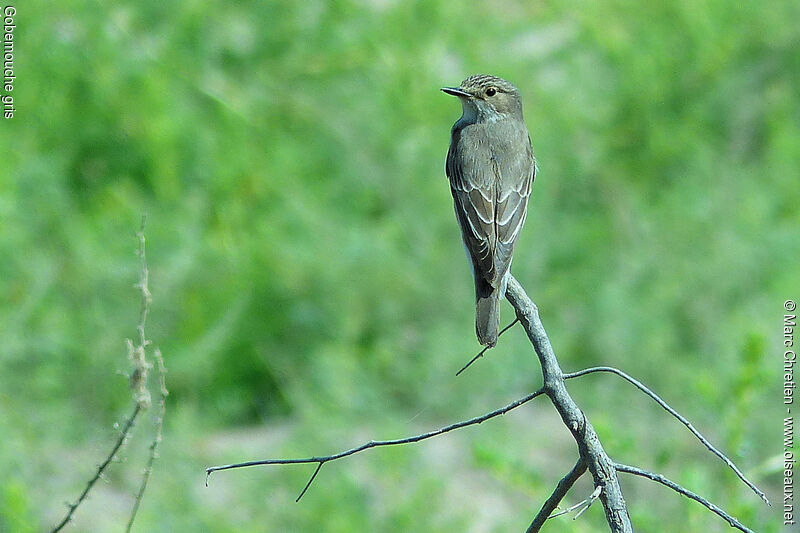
[447,124,535,290]
[447,128,497,284]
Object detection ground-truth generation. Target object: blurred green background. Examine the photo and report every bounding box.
[1,0,798,531]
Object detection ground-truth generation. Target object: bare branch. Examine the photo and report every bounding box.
[504,276,633,532]
[456,318,519,376]
[205,387,546,496]
[542,481,600,522]
[614,463,756,533]
[526,457,586,533]
[296,463,323,502]
[129,217,153,410]
[572,485,602,519]
[126,348,168,532]
[564,366,769,505]
[51,404,142,532]
[206,273,760,532]
[52,217,165,533]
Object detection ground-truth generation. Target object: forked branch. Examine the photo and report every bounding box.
[503,276,632,532]
[564,366,768,505]
[51,218,166,533]
[206,275,766,532]
[526,457,587,532]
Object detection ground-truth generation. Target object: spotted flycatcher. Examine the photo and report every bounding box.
[443,74,535,347]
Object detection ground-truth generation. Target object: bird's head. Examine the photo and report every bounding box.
[442,74,523,123]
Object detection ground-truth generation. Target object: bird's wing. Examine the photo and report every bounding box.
[493,134,535,282]
[446,129,498,287]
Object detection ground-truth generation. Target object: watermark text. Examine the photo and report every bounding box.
[3,5,16,119]
[784,299,796,525]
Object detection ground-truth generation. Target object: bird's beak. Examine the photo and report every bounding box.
[441,87,472,98]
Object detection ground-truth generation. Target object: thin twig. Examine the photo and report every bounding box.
[295,463,323,502]
[52,217,161,533]
[129,218,153,411]
[135,219,151,352]
[51,403,142,532]
[205,387,547,497]
[564,366,769,505]
[548,499,585,518]
[526,457,586,533]
[572,485,602,519]
[456,318,519,376]
[126,348,168,532]
[614,463,756,533]
[547,484,602,520]
[125,218,166,532]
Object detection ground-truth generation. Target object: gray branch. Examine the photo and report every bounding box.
[456,318,519,375]
[563,366,768,505]
[51,403,142,532]
[614,463,756,533]
[504,276,633,532]
[526,457,587,532]
[206,387,547,498]
[52,218,167,533]
[126,348,168,532]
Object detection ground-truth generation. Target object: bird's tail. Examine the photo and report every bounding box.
[475,281,501,347]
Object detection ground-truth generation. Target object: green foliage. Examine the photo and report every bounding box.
[0,480,37,533]
[1,0,797,530]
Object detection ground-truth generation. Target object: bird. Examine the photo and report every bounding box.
[443,74,535,347]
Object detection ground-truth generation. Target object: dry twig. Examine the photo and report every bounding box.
[526,458,586,532]
[563,366,768,505]
[51,218,166,533]
[614,463,756,533]
[126,348,168,532]
[51,403,142,532]
[206,387,546,499]
[456,318,519,376]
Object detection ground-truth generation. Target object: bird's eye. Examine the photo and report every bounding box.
[485,87,497,97]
